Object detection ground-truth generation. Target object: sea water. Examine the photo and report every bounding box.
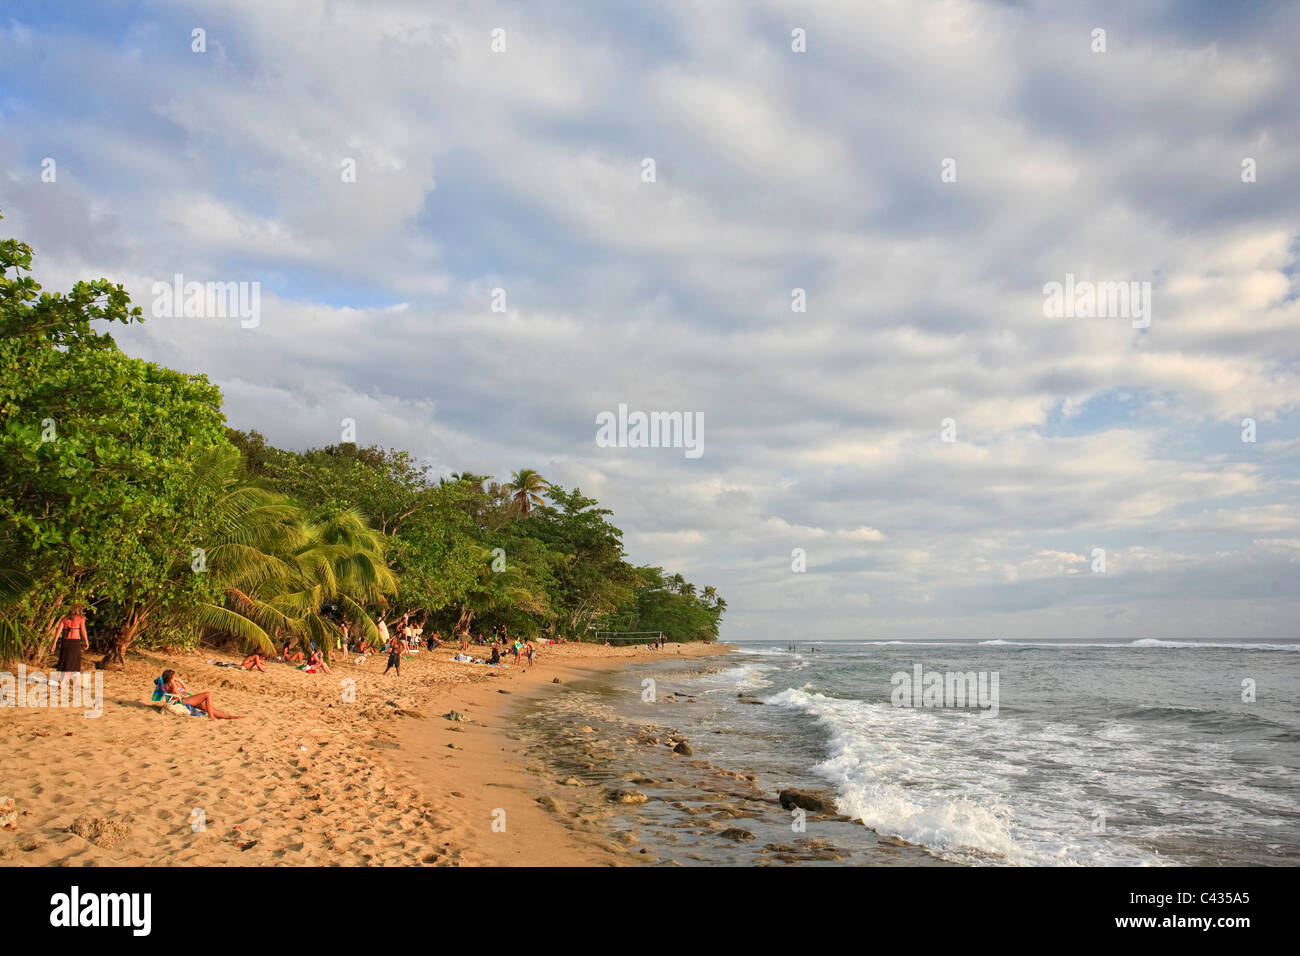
[519,638,1300,866]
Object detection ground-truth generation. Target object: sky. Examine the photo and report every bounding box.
[2,0,1298,642]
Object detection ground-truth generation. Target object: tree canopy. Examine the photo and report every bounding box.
[0,214,724,663]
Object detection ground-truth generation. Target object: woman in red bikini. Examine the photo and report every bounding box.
[55,602,89,674]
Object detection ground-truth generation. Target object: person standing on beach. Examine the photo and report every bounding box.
[384,631,407,676]
[54,603,89,679]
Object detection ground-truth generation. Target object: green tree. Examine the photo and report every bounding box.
[502,468,550,519]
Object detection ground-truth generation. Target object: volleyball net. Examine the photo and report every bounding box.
[590,630,665,644]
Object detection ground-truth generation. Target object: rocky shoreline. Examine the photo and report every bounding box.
[508,663,952,866]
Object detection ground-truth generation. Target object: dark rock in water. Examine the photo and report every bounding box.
[719,827,756,841]
[672,742,693,756]
[535,795,563,814]
[778,788,837,813]
[606,788,649,805]
[739,699,763,705]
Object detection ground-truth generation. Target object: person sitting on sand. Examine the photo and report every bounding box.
[281,640,305,664]
[489,645,501,666]
[153,669,241,720]
[241,650,266,672]
[308,647,331,675]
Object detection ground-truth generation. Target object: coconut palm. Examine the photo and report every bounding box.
[454,546,550,632]
[501,469,550,519]
[194,503,397,657]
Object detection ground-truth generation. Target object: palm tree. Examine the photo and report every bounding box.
[99,445,303,666]
[668,572,686,593]
[195,505,397,657]
[455,546,550,632]
[702,585,718,606]
[501,469,550,519]
[448,472,489,493]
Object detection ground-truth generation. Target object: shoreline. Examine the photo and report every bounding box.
[376,643,729,865]
[0,641,729,866]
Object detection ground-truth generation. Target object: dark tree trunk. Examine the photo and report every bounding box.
[100,609,144,668]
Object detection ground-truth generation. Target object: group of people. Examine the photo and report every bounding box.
[50,600,554,721]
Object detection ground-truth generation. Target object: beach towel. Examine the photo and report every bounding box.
[152,677,203,716]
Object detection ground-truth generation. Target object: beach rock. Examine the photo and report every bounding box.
[442,710,469,722]
[68,814,129,850]
[778,788,837,813]
[561,778,583,787]
[0,798,17,831]
[673,742,693,756]
[719,827,756,842]
[535,795,564,814]
[606,788,649,805]
[552,677,561,683]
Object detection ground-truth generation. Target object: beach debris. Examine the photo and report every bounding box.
[238,840,258,851]
[672,742,693,756]
[552,677,561,683]
[561,777,583,787]
[777,788,837,814]
[605,788,649,805]
[442,710,469,722]
[0,797,17,831]
[68,814,130,850]
[719,827,756,842]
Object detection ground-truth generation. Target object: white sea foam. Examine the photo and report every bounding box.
[762,686,1173,866]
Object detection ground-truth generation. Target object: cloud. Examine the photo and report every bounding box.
[2,0,1298,639]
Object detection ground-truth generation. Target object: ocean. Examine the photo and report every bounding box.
[514,638,1300,866]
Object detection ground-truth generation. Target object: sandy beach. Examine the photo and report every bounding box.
[0,641,728,867]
